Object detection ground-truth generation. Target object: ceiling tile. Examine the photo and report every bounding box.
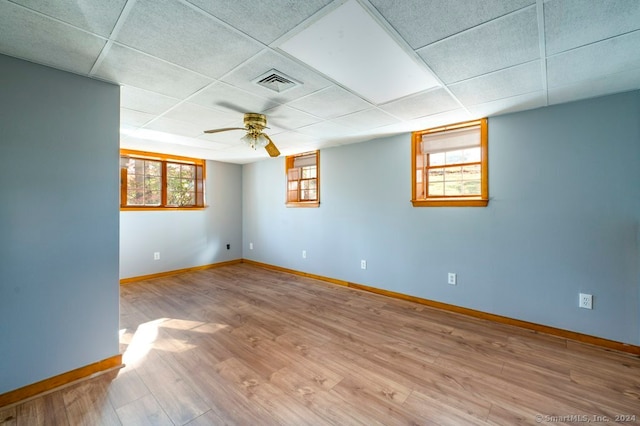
[403,109,473,132]
[417,6,539,84]
[189,82,279,114]
[379,88,459,120]
[548,68,640,106]
[467,91,547,118]
[120,85,181,115]
[9,0,127,37]
[449,61,542,106]
[120,108,155,127]
[142,117,205,138]
[0,2,106,75]
[296,120,355,138]
[266,131,320,148]
[286,86,371,119]
[262,105,322,130]
[331,108,400,131]
[115,0,263,78]
[370,0,534,48]
[185,0,332,44]
[221,49,332,103]
[163,103,238,129]
[544,0,640,55]
[547,30,640,88]
[277,0,440,105]
[93,43,213,98]
[199,129,246,146]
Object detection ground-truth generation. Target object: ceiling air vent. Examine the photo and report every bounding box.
[253,69,301,93]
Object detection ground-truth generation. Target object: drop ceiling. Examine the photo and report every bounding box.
[1,0,639,164]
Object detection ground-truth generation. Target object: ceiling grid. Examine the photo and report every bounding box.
[1,0,638,163]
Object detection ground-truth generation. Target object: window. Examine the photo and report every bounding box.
[120,149,205,210]
[411,118,488,207]
[286,151,319,207]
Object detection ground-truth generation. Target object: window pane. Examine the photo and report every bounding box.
[429,152,445,166]
[428,182,444,196]
[462,164,481,180]
[145,176,161,192]
[444,166,462,181]
[147,190,162,205]
[167,163,181,178]
[444,181,463,196]
[445,150,465,165]
[463,147,481,163]
[167,191,194,206]
[428,168,444,182]
[180,164,195,179]
[463,180,480,195]
[129,159,144,174]
[127,189,143,205]
[302,165,316,179]
[301,190,316,200]
[145,160,161,176]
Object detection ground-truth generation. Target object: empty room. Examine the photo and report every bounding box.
[1,0,639,424]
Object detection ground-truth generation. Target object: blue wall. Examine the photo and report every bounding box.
[120,160,243,279]
[243,90,640,345]
[0,55,121,393]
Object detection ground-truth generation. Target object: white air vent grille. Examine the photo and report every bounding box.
[253,69,301,93]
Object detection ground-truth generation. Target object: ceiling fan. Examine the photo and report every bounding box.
[204,112,280,157]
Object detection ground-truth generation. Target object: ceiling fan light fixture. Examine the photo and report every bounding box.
[241,133,256,149]
[256,133,269,147]
[241,132,269,150]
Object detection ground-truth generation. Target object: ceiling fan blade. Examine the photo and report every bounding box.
[215,102,247,113]
[262,134,280,157]
[203,127,246,134]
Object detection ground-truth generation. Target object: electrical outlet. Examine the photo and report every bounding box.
[302,250,307,259]
[579,293,593,309]
[448,273,457,285]
[226,243,230,250]
[249,242,253,250]
[153,252,160,261]
[361,260,367,270]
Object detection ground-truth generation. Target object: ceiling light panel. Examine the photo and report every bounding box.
[278,0,440,105]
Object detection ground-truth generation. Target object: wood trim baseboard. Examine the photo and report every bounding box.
[242,259,640,356]
[241,259,349,287]
[0,354,123,408]
[120,259,242,284]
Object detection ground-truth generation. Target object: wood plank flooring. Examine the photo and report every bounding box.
[2,263,639,425]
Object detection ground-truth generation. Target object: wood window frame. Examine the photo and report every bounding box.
[411,118,488,207]
[285,151,320,208]
[120,149,206,211]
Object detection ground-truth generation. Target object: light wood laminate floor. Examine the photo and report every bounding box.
[1,263,639,425]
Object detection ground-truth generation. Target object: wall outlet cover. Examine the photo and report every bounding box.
[579,293,593,309]
[448,272,457,285]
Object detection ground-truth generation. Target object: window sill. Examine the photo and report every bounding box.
[120,206,208,211]
[286,202,320,208]
[411,198,488,207]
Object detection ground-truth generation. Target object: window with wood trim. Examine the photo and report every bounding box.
[286,151,319,207]
[120,150,205,210]
[412,118,488,207]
